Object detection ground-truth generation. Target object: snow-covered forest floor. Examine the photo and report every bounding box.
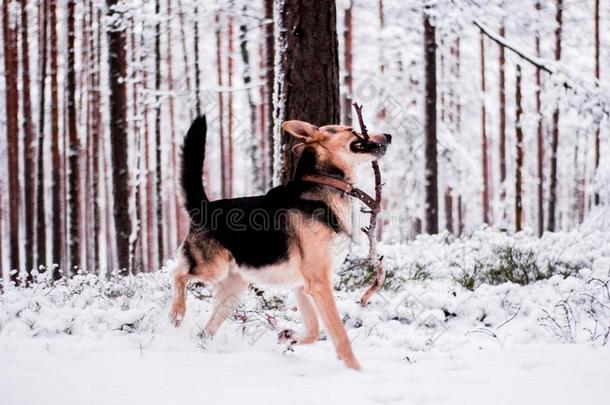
[2,212,610,404]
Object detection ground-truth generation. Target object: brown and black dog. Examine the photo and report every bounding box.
[169,116,390,370]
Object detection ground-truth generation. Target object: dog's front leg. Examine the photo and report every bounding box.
[203,272,249,337]
[306,275,361,371]
[279,286,320,345]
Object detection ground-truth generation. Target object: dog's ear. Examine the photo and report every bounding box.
[282,120,319,140]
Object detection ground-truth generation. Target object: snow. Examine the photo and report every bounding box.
[1,226,610,403]
[1,337,608,405]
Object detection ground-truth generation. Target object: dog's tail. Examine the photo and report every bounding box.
[181,116,209,223]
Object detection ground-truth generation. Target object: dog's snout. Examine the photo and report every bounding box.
[384,133,392,144]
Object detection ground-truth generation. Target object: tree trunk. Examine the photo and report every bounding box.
[193,4,201,115]
[515,65,524,232]
[275,0,340,184]
[238,5,261,193]
[593,0,600,205]
[106,0,132,274]
[92,3,102,269]
[2,0,21,278]
[535,1,544,236]
[423,12,438,234]
[547,0,562,232]
[215,13,227,197]
[49,0,63,276]
[258,44,268,189]
[227,15,235,198]
[480,31,491,225]
[36,0,49,269]
[498,24,507,225]
[342,0,353,125]
[20,0,36,276]
[264,0,275,189]
[67,0,81,273]
[154,0,164,266]
[445,188,454,234]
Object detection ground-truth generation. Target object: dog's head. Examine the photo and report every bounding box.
[282,120,391,179]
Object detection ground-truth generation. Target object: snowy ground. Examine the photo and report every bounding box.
[1,335,609,404]
[1,224,610,404]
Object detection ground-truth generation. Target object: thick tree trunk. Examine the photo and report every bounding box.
[2,0,21,278]
[423,13,438,234]
[67,0,81,273]
[547,0,562,232]
[106,0,132,274]
[515,65,524,232]
[20,0,36,276]
[36,0,49,269]
[275,0,340,184]
[480,31,491,225]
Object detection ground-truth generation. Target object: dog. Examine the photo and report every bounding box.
[169,116,391,370]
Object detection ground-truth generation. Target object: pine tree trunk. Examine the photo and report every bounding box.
[480,31,491,225]
[154,0,164,266]
[238,5,261,192]
[445,188,454,234]
[67,0,81,273]
[106,0,132,274]
[342,0,353,125]
[535,1,544,236]
[547,0,562,232]
[215,13,227,198]
[193,5,201,115]
[515,65,524,232]
[593,0,600,205]
[140,29,155,272]
[275,0,340,184]
[92,3,102,269]
[36,0,49,269]
[498,24,507,225]
[49,0,63,276]
[423,12,438,234]
[264,0,275,189]
[2,0,21,278]
[2,2,21,281]
[227,15,235,198]
[20,0,36,276]
[258,44,268,189]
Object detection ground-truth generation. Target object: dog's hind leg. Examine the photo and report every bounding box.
[203,272,249,337]
[279,286,320,345]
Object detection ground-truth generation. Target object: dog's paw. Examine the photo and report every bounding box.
[169,302,186,327]
[278,329,298,345]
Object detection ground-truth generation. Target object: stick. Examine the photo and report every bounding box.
[352,103,385,306]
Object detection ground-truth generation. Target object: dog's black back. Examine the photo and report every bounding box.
[182,117,343,270]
